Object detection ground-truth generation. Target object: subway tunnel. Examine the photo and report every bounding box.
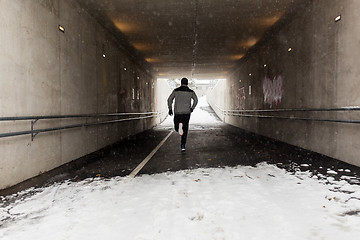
[1,0,360,238]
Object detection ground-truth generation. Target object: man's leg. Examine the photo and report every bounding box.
[181,114,191,146]
[174,114,180,132]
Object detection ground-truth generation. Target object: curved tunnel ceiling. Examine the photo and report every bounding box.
[78,0,302,80]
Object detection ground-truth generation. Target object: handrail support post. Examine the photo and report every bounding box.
[31,119,39,141]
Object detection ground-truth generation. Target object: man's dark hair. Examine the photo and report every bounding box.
[181,78,188,85]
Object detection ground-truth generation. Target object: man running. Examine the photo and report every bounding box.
[167,77,198,152]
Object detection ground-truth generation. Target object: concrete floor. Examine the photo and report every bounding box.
[1,108,360,197]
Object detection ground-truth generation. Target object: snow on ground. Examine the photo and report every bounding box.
[1,163,360,239]
[1,97,360,239]
[189,96,221,124]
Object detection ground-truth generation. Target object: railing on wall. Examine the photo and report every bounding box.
[0,111,167,140]
[208,103,360,125]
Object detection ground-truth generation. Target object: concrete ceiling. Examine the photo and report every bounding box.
[78,0,301,80]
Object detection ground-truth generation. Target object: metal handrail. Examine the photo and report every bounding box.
[228,113,360,124]
[0,115,157,139]
[224,106,360,113]
[0,111,165,140]
[207,103,360,125]
[0,112,159,122]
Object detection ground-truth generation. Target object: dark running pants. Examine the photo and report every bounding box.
[174,114,191,146]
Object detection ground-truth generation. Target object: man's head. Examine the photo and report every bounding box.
[181,78,188,86]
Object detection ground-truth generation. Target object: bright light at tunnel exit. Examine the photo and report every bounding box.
[157,78,226,89]
[157,78,227,81]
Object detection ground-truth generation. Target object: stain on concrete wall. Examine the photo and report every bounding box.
[236,87,246,110]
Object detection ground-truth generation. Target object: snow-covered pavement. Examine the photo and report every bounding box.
[1,163,360,239]
[1,96,360,239]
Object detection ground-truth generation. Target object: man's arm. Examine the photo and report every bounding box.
[167,91,175,110]
[191,91,198,110]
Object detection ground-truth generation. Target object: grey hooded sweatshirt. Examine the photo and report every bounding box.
[168,85,198,114]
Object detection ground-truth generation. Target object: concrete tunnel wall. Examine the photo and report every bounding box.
[0,0,169,190]
[208,0,360,167]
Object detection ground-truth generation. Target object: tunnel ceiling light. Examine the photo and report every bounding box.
[58,25,65,33]
[335,15,341,22]
[238,38,259,48]
[228,54,245,61]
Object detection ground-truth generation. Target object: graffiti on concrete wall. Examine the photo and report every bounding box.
[262,73,283,108]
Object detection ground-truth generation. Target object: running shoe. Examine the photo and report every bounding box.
[179,123,184,136]
[181,144,186,152]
